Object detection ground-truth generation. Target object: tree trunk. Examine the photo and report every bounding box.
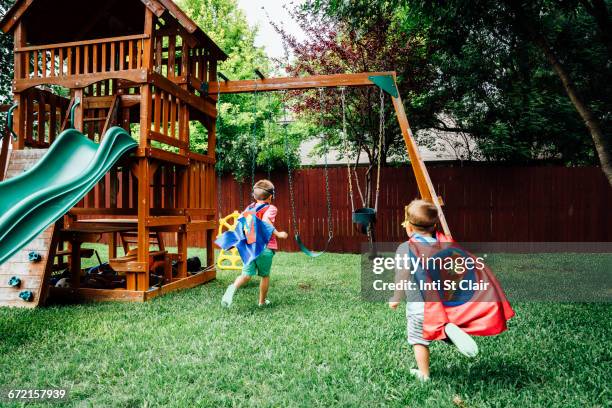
[533,32,612,187]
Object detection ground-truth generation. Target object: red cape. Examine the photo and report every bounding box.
[413,232,515,341]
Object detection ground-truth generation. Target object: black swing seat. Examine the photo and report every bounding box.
[352,207,377,234]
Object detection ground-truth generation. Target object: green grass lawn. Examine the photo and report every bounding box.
[0,249,610,407]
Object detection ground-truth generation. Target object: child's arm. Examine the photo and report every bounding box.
[273,230,288,239]
[263,206,288,239]
[390,243,410,310]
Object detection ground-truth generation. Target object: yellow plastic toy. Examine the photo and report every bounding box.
[216,211,243,271]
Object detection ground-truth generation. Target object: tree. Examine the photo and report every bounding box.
[504,0,611,184]
[305,0,612,186]
[0,0,15,104]
[273,7,439,207]
[178,0,300,183]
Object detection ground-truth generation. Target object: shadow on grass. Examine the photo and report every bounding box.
[439,358,544,389]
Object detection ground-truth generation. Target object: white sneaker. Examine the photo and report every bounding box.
[258,299,271,307]
[409,368,430,382]
[444,323,479,357]
[221,284,236,308]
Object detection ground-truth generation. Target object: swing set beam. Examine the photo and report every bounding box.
[210,71,395,93]
[210,71,452,237]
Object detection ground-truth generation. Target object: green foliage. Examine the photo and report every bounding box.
[278,8,440,165]
[0,0,15,104]
[305,0,611,164]
[178,0,301,181]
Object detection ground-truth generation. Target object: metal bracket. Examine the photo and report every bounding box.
[200,82,209,96]
[368,75,399,98]
[6,103,18,141]
[69,97,81,129]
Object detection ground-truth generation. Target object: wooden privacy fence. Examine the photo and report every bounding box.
[212,165,612,252]
[87,165,610,252]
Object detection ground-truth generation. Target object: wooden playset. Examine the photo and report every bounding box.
[0,0,448,308]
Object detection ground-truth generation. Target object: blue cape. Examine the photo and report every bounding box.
[215,204,275,265]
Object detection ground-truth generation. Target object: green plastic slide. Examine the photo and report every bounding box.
[0,127,138,266]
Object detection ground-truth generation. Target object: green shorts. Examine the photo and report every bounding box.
[242,248,275,277]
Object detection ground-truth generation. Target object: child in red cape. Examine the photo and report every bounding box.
[389,200,514,382]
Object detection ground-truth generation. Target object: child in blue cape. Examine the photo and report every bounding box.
[221,179,288,308]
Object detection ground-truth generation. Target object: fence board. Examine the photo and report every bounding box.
[210,165,611,252]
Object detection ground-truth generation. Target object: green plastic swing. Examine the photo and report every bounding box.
[283,88,334,258]
[295,234,333,258]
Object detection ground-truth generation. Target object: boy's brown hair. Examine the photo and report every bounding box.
[402,199,439,233]
[253,179,275,201]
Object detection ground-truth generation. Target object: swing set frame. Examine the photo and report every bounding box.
[212,71,452,238]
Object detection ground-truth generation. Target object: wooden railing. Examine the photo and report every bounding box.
[187,152,216,214]
[15,35,149,80]
[191,48,212,86]
[75,160,214,217]
[153,33,189,79]
[152,31,218,101]
[18,88,70,148]
[76,166,136,214]
[149,86,188,151]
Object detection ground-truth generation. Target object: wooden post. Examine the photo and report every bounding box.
[175,102,189,279]
[109,232,117,259]
[390,81,451,237]
[69,240,81,288]
[133,8,157,291]
[73,89,84,132]
[13,23,27,149]
[136,84,152,290]
[14,93,26,150]
[136,157,150,291]
[177,225,188,279]
[206,120,216,269]
[13,23,26,80]
[142,10,155,70]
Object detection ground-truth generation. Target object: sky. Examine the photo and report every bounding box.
[236,0,307,60]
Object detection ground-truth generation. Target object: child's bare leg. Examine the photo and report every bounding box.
[413,345,430,378]
[222,275,251,307]
[259,276,270,305]
[233,274,251,289]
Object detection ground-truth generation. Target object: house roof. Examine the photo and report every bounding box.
[0,0,227,60]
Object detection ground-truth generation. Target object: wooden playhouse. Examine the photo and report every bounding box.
[0,0,225,305]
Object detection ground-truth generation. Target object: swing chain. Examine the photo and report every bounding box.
[250,82,259,189]
[217,171,222,217]
[215,73,223,217]
[340,87,355,212]
[266,92,273,180]
[318,88,333,240]
[282,92,299,234]
[374,88,385,211]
